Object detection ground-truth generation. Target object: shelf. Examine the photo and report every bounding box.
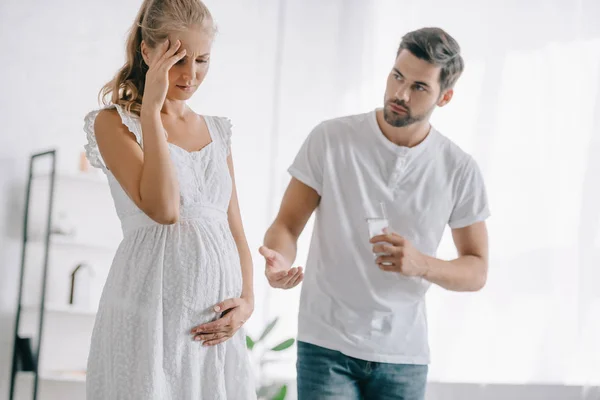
[27,234,119,252]
[22,303,97,316]
[12,152,97,400]
[17,370,86,383]
[33,172,108,186]
[42,371,86,383]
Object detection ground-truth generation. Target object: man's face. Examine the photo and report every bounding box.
[383,49,451,127]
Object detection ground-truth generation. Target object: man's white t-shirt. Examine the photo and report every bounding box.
[288,110,490,364]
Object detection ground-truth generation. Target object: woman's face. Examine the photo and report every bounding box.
[165,26,213,101]
[142,25,214,101]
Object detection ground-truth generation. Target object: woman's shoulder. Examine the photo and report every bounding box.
[85,104,142,146]
[204,115,232,134]
[94,106,121,128]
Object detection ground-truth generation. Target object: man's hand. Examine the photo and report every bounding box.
[370,230,429,277]
[259,246,304,289]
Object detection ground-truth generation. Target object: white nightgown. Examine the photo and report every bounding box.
[83,104,256,400]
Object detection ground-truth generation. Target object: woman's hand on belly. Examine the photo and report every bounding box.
[189,297,254,346]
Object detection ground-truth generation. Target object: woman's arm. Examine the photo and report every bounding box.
[226,151,254,307]
[94,108,180,224]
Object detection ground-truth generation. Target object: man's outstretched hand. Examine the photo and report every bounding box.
[259,246,304,289]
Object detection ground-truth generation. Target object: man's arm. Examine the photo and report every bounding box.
[371,221,488,292]
[423,221,488,291]
[260,178,321,289]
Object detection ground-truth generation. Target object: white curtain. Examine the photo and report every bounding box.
[242,0,600,387]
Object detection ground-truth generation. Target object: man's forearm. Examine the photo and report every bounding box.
[264,221,298,265]
[423,254,487,292]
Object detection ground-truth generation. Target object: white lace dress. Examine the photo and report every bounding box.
[83,105,256,400]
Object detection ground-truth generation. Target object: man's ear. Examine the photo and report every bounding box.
[437,88,454,107]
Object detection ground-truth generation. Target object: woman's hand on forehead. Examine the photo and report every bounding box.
[167,28,212,59]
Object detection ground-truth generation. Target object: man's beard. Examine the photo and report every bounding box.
[383,100,430,127]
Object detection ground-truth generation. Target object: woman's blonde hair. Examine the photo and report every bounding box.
[100,0,215,115]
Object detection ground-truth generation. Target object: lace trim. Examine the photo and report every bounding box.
[83,109,106,170]
[113,105,143,146]
[211,116,233,155]
[83,105,144,170]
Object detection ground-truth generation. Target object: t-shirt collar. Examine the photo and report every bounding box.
[368,108,436,158]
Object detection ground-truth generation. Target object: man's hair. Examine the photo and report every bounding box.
[397,27,464,92]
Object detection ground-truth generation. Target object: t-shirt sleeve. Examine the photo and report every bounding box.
[287,123,326,196]
[448,155,491,229]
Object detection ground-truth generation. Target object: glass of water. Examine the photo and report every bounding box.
[366,203,392,265]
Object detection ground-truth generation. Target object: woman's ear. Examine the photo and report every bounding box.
[140,40,151,66]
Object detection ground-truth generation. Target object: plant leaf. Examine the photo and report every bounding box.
[270,338,295,352]
[271,384,287,400]
[258,317,279,342]
[246,335,255,350]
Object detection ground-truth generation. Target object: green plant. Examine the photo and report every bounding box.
[246,317,295,400]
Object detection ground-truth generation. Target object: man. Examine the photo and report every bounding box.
[260,27,490,400]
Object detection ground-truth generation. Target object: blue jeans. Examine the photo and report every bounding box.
[297,341,428,400]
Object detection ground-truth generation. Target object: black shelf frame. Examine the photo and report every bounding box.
[9,150,57,400]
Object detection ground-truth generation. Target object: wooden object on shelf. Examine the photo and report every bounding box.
[69,263,95,308]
